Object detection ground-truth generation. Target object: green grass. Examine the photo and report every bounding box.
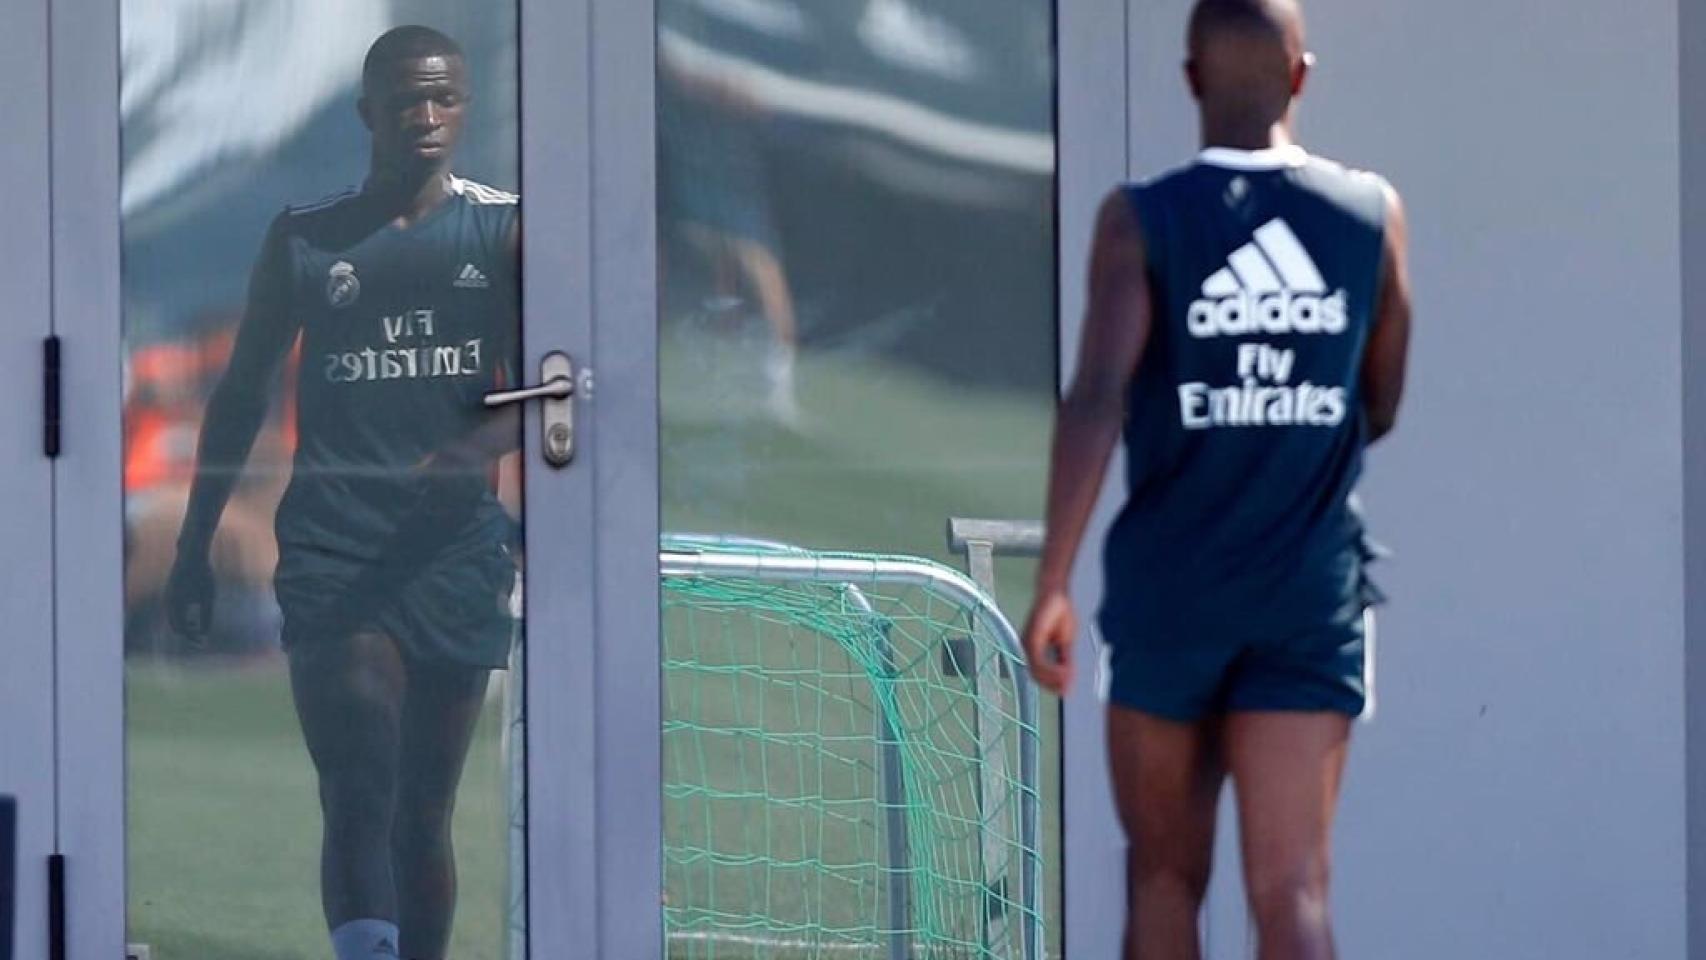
[126,663,513,959]
[126,337,1063,958]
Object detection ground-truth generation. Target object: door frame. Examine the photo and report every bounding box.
[50,0,126,950]
[0,0,58,956]
[47,0,663,958]
[519,0,661,955]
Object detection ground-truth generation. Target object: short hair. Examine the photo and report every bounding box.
[1187,0,1303,56]
[362,25,464,92]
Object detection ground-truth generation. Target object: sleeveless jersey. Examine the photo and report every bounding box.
[1101,146,1389,642]
[261,177,520,561]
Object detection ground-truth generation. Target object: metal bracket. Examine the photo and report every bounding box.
[942,518,1045,679]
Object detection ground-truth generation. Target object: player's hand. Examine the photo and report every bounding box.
[165,551,216,643]
[1022,588,1077,697]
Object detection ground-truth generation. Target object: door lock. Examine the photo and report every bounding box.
[484,351,578,468]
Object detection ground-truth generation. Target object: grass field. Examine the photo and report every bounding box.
[126,339,1063,959]
[127,664,513,959]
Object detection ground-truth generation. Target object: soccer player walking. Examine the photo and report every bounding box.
[167,27,520,960]
[1023,2,1412,957]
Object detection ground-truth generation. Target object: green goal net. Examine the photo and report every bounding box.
[659,537,1043,960]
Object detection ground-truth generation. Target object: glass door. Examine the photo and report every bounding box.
[654,1,1063,957]
[49,0,1083,955]
[52,0,660,957]
[121,7,531,954]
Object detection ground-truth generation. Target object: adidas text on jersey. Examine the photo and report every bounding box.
[1175,218,1351,430]
[1186,219,1348,339]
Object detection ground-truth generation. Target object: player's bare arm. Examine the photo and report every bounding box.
[1024,188,1153,696]
[1362,183,1410,444]
[167,218,302,637]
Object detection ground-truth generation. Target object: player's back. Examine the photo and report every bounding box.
[1103,146,1389,641]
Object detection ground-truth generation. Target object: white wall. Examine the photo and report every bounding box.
[1097,1,1692,956]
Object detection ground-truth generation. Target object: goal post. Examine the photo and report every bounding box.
[659,538,1043,960]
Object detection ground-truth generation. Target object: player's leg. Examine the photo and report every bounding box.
[392,656,492,960]
[727,236,802,423]
[1222,613,1366,960]
[1225,711,1351,960]
[727,236,798,350]
[289,630,408,958]
[1107,705,1226,960]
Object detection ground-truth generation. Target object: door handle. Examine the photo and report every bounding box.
[484,351,577,468]
[483,378,573,407]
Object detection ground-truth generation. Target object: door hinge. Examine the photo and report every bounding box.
[43,336,61,459]
[47,854,65,960]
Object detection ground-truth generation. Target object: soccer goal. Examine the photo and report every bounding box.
[658,536,1043,960]
[499,536,1043,960]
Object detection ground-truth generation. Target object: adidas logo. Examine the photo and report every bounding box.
[453,263,490,289]
[1187,219,1347,339]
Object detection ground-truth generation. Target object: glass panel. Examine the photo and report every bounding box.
[121,6,525,958]
[656,1,1061,956]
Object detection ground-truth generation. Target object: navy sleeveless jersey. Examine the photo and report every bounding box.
[261,177,520,561]
[1101,147,1389,644]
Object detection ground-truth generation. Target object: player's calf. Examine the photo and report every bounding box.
[392,800,458,959]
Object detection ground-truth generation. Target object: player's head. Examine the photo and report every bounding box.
[358,26,469,172]
[1185,0,1312,132]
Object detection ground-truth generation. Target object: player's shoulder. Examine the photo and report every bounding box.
[278,186,361,225]
[267,186,365,248]
[1107,162,1208,251]
[450,176,520,207]
[1106,163,1196,227]
[1127,161,1203,199]
[1294,152,1394,230]
[1299,152,1394,194]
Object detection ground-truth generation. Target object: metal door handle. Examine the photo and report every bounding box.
[483,377,573,408]
[484,351,578,468]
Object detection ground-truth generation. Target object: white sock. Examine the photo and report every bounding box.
[330,919,401,960]
[765,343,798,407]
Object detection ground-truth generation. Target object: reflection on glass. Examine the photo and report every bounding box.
[657,1,1061,956]
[122,7,523,959]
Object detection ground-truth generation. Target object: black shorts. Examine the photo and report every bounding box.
[275,537,517,669]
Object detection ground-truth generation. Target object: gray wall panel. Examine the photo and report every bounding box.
[1056,1,1135,956]
[1683,0,1706,952]
[1304,2,1686,956]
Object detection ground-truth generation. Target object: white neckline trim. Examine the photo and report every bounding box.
[1197,144,1309,170]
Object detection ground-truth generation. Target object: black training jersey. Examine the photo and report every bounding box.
[259,177,520,560]
[1101,146,1389,641]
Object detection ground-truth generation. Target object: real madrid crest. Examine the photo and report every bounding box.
[1225,175,1251,211]
[326,260,361,309]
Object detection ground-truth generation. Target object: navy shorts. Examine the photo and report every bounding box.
[1099,608,1373,721]
[275,537,518,669]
